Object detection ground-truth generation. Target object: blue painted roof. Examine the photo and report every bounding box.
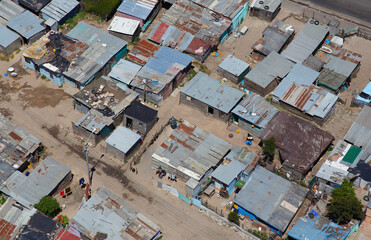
[0,25,20,47]
[273,63,320,99]
[218,54,250,76]
[105,126,141,154]
[288,214,350,240]
[6,10,45,40]
[117,0,156,20]
[41,0,79,22]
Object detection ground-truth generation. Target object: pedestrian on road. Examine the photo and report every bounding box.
[136,168,138,175]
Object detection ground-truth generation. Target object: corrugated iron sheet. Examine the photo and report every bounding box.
[181,72,244,113]
[41,0,79,22]
[281,19,329,63]
[317,68,347,91]
[218,54,250,76]
[323,55,358,78]
[19,0,51,14]
[332,47,362,64]
[6,10,45,40]
[250,0,281,13]
[117,0,158,20]
[127,39,160,66]
[0,26,20,48]
[0,0,24,25]
[192,0,248,18]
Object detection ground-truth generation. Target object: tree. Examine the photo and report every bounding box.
[228,211,240,226]
[327,179,363,224]
[34,196,60,218]
[262,137,276,160]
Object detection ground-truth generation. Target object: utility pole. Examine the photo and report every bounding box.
[85,128,96,188]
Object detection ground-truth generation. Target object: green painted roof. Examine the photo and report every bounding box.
[342,145,362,163]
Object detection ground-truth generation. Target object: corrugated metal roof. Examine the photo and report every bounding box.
[181,72,244,113]
[281,19,329,63]
[109,59,141,85]
[279,84,338,119]
[71,187,160,240]
[317,68,347,91]
[288,214,350,240]
[250,0,281,13]
[148,21,212,56]
[75,109,114,133]
[191,0,248,18]
[152,120,231,181]
[6,10,45,40]
[273,63,319,99]
[244,51,295,88]
[0,0,24,25]
[252,20,295,56]
[302,55,324,71]
[159,0,231,45]
[41,0,79,23]
[65,22,127,85]
[0,25,20,48]
[234,166,308,232]
[0,161,13,184]
[344,106,371,159]
[332,47,362,64]
[19,0,51,14]
[131,45,193,94]
[117,0,158,20]
[105,126,141,154]
[0,198,37,239]
[232,92,278,128]
[127,39,160,66]
[108,16,140,35]
[1,156,71,209]
[323,55,358,78]
[212,146,257,185]
[261,112,334,175]
[218,54,250,76]
[73,76,138,117]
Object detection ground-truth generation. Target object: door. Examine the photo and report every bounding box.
[126,117,133,128]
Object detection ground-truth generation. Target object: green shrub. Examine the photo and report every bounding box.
[56,215,69,228]
[227,211,240,225]
[34,196,60,218]
[82,0,121,19]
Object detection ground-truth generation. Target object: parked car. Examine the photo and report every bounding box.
[355,82,371,105]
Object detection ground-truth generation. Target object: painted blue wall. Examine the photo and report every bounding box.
[24,59,36,70]
[39,67,64,86]
[230,1,249,32]
[65,77,77,88]
[111,46,127,69]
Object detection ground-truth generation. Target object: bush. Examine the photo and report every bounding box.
[228,211,240,225]
[82,0,121,19]
[34,196,60,218]
[262,137,276,159]
[327,179,363,224]
[186,69,197,81]
[56,215,69,228]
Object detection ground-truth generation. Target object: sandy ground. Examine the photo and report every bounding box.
[0,4,370,239]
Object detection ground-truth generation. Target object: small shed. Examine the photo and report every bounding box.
[244,51,294,96]
[41,0,79,24]
[0,26,21,55]
[6,11,45,44]
[186,177,200,198]
[180,72,244,121]
[123,101,158,135]
[108,16,140,43]
[103,126,142,161]
[250,0,281,21]
[217,54,250,84]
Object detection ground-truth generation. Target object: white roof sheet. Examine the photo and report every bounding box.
[108,16,140,35]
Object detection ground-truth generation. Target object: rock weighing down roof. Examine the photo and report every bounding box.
[6,10,45,40]
[245,51,295,89]
[260,112,334,175]
[1,156,71,209]
[281,19,329,63]
[234,166,308,233]
[232,92,278,129]
[344,106,371,160]
[71,187,161,240]
[181,72,244,113]
[105,126,141,154]
[153,120,232,181]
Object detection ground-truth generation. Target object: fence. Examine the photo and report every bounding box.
[152,178,191,205]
